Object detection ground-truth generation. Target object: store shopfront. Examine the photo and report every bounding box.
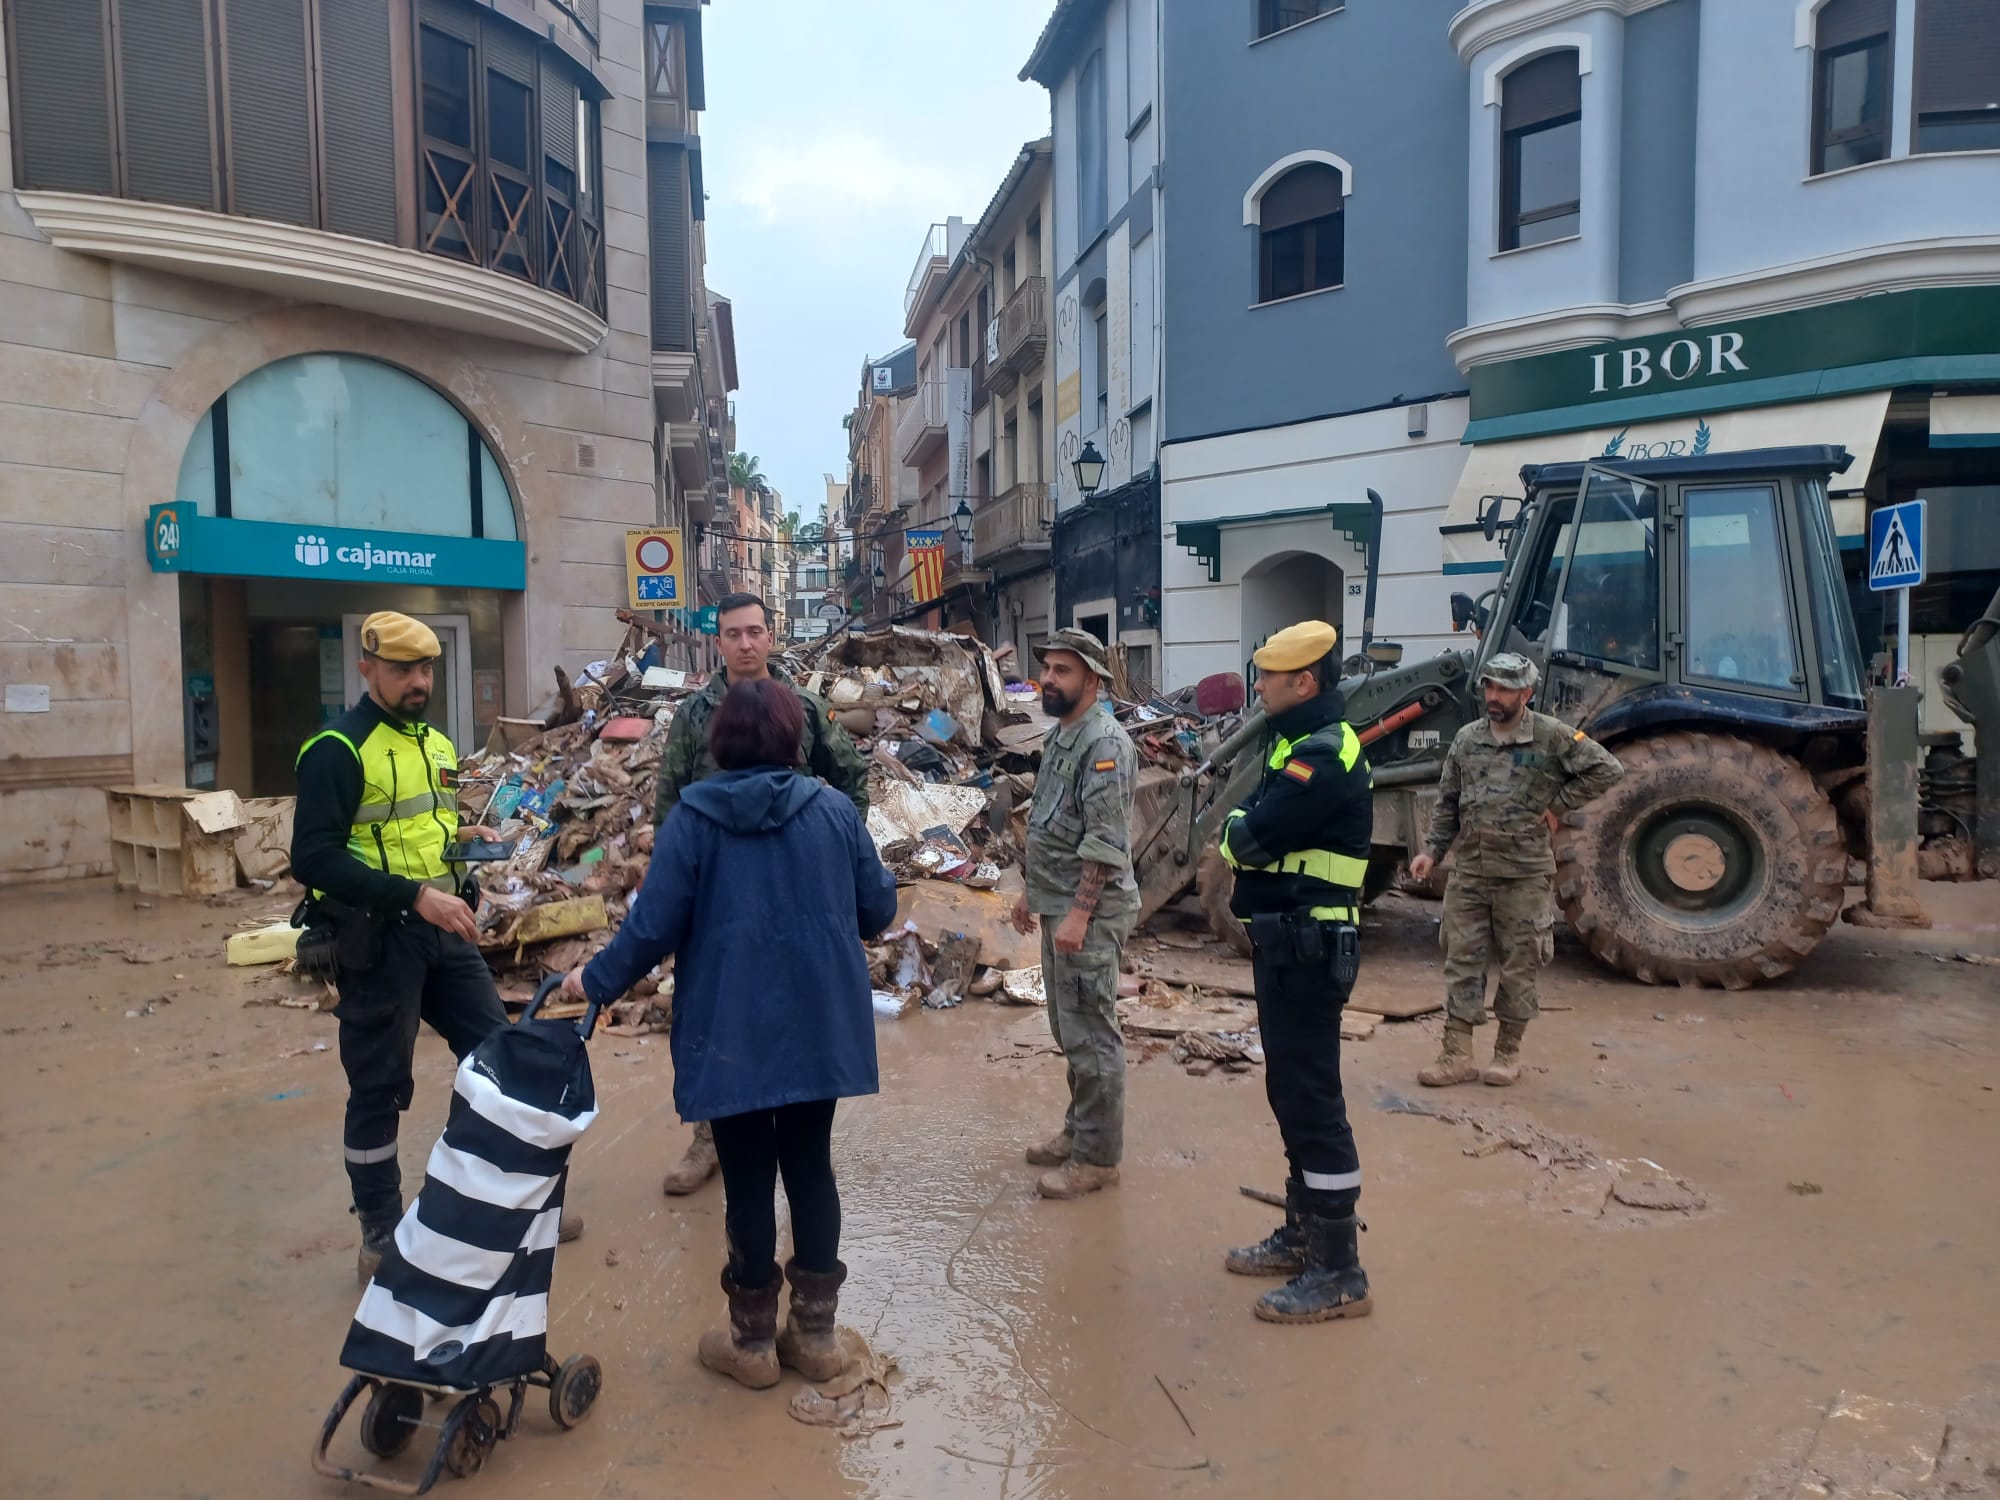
[147,355,527,796]
[1443,286,2000,728]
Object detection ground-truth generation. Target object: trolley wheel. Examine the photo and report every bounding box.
[549,1354,603,1429]
[442,1395,502,1478]
[358,1382,425,1460]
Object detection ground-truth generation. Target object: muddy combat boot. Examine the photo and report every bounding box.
[1254,1214,1372,1325]
[662,1121,720,1196]
[1482,1021,1528,1087]
[1024,1128,1075,1167]
[1037,1161,1120,1200]
[355,1206,401,1287]
[775,1260,849,1382]
[1417,1017,1482,1087]
[1224,1181,1306,1277]
[697,1268,782,1390]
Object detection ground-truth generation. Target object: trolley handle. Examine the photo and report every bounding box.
[523,971,604,1039]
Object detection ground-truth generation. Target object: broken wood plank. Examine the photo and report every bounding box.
[506,895,608,947]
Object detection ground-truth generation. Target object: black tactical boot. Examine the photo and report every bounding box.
[355,1204,402,1287]
[1224,1180,1306,1277]
[1253,1213,1372,1324]
[775,1259,849,1382]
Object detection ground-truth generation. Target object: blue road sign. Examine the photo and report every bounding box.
[1867,499,1925,592]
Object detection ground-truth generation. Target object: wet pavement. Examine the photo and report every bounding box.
[2,880,1997,1499]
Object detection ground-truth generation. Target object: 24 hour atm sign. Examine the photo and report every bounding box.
[626,528,687,607]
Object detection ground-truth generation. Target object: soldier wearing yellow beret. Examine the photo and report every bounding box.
[291,611,580,1281]
[1217,619,1374,1323]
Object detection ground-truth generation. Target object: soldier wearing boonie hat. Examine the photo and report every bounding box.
[1217,619,1376,1325]
[1011,628,1138,1201]
[292,610,582,1281]
[1407,650,1623,1089]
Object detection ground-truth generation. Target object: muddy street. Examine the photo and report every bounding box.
[2,880,1997,1500]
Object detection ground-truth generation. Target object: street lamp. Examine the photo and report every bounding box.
[952,497,974,549]
[1072,439,1107,499]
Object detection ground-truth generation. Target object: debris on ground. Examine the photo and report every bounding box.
[787,1330,901,1439]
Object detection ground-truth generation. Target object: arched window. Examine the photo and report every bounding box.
[174,355,518,542]
[1500,51,1582,249]
[1253,163,1346,303]
[1811,0,1893,173]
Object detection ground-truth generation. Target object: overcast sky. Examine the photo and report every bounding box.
[699,2,1054,525]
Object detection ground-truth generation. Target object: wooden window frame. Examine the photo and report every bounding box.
[1811,30,1892,175]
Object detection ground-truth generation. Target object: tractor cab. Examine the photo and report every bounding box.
[1475,446,1870,748]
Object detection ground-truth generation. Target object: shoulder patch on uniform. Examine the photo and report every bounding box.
[1281,759,1314,783]
[1572,730,1586,741]
[1093,757,1118,772]
[829,708,839,722]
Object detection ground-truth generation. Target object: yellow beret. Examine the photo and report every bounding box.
[360,611,441,662]
[1252,620,1339,672]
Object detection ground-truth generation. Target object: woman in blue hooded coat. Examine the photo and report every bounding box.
[561,678,898,1389]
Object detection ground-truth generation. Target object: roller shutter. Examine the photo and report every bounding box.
[315,0,397,241]
[648,145,690,351]
[223,0,316,226]
[9,0,117,194]
[117,0,217,210]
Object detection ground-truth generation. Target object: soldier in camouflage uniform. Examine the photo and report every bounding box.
[652,593,871,1194]
[1010,628,1138,1201]
[1409,653,1622,1087]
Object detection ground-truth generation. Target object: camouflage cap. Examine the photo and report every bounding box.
[1478,651,1539,690]
[1035,627,1114,682]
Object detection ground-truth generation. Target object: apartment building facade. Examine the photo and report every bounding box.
[1443,0,2000,730]
[0,0,724,882]
[1023,0,1164,689]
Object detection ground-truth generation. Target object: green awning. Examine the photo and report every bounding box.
[1172,503,1379,584]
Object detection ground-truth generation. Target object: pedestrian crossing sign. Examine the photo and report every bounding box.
[1867,500,1924,592]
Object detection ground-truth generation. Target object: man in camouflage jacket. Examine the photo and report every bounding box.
[1010,628,1138,1202]
[1408,652,1622,1087]
[649,593,871,1195]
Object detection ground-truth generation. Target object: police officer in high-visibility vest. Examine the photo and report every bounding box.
[1218,620,1374,1324]
[291,611,580,1283]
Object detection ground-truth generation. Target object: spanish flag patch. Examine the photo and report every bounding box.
[1281,759,1314,784]
[1572,730,1586,742]
[1093,758,1118,772]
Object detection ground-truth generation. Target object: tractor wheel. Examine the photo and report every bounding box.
[1195,846,1251,958]
[1552,732,1845,990]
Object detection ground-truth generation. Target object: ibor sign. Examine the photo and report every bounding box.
[1590,332,1747,393]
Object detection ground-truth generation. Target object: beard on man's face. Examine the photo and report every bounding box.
[396,689,429,718]
[1041,684,1075,717]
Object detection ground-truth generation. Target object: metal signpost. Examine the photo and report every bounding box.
[1867,499,1926,684]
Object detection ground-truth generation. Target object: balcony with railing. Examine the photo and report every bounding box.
[990,278,1049,397]
[974,483,1053,568]
[904,223,951,330]
[895,380,951,467]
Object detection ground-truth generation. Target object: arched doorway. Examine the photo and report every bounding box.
[1241,550,1344,677]
[158,354,526,794]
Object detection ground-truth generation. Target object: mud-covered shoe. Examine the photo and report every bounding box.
[663,1121,720,1196]
[1224,1181,1305,1276]
[697,1268,782,1390]
[1024,1128,1075,1167]
[1037,1161,1119,1200]
[355,1208,400,1287]
[1482,1021,1527,1087]
[1417,1017,1482,1087]
[775,1259,849,1382]
[1253,1214,1372,1325]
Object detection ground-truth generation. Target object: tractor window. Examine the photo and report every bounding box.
[1798,478,1865,708]
[1511,498,1575,644]
[1552,471,1660,670]
[1683,485,1803,696]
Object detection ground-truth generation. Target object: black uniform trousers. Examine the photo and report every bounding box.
[1251,923,1362,1216]
[334,920,508,1220]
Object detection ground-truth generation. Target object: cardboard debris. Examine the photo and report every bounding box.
[227,921,300,966]
[498,895,608,948]
[233,797,294,882]
[184,789,247,835]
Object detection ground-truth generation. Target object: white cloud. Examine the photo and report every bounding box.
[726,130,991,231]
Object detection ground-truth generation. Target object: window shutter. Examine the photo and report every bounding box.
[1817,0,1895,49]
[1501,50,1582,132]
[9,0,117,194]
[115,0,217,209]
[541,58,579,172]
[316,0,397,242]
[648,145,691,351]
[482,16,536,87]
[1260,164,1342,231]
[1915,0,2000,114]
[223,0,316,226]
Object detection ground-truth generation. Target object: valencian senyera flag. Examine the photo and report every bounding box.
[908,530,945,605]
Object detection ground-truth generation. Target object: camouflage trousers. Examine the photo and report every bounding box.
[1440,873,1555,1026]
[1041,913,1133,1168]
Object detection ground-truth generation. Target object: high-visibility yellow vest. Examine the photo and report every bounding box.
[297,717,461,894]
[1222,719,1370,921]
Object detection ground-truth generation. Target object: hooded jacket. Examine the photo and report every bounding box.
[582,766,899,1122]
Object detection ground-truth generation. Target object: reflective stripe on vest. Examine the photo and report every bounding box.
[299,718,460,892]
[1236,720,1371,889]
